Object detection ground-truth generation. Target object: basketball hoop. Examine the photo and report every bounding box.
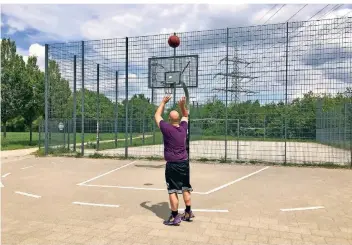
[164,85,173,96]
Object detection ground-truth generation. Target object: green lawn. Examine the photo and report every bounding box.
[1,132,140,151]
[2,131,346,152]
[1,132,40,150]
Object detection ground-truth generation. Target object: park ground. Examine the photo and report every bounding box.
[1,147,352,245]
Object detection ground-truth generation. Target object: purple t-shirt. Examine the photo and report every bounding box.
[159,120,188,162]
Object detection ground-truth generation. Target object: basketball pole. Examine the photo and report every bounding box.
[173,43,176,107]
[181,82,190,159]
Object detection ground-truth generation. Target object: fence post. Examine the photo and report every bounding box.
[73,55,77,152]
[67,120,70,150]
[115,71,119,148]
[38,120,42,149]
[349,103,352,168]
[225,27,229,162]
[125,37,129,158]
[130,102,133,145]
[44,44,49,155]
[237,119,240,160]
[152,88,155,144]
[284,22,289,165]
[81,41,85,156]
[96,63,100,151]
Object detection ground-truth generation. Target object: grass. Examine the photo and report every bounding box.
[2,131,350,154]
[1,132,40,150]
[1,132,139,151]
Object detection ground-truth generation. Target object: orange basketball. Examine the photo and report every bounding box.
[168,34,180,48]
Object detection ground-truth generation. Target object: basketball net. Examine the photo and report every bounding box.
[164,83,175,97]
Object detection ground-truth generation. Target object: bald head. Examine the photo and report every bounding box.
[169,110,180,124]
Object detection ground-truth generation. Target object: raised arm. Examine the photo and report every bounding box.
[155,95,171,128]
[178,96,188,122]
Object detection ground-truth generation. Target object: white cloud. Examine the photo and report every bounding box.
[17,43,45,71]
[5,4,352,106]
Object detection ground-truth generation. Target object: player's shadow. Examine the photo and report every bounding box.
[140,201,170,220]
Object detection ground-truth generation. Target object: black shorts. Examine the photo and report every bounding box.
[165,160,193,194]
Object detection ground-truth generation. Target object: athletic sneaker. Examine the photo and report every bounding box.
[181,210,195,221]
[163,214,182,226]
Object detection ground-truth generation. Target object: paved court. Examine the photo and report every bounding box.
[2,154,352,245]
[86,140,351,165]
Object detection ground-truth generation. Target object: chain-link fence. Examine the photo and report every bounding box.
[43,17,352,166]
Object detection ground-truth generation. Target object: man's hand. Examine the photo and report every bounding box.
[178,96,189,119]
[178,96,186,107]
[155,96,171,128]
[162,95,172,104]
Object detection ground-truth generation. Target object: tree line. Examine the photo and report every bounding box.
[2,38,351,145]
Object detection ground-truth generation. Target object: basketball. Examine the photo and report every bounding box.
[168,34,180,48]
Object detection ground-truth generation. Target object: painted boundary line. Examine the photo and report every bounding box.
[2,173,11,178]
[205,166,270,194]
[21,166,34,170]
[15,191,41,199]
[81,183,206,194]
[77,161,137,186]
[280,206,325,212]
[1,156,34,163]
[72,202,120,208]
[78,161,269,195]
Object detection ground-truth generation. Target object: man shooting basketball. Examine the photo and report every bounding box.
[154,95,194,226]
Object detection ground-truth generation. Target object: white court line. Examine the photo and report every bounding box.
[21,166,34,170]
[80,166,269,195]
[178,209,229,213]
[2,173,11,178]
[15,191,41,199]
[1,156,33,163]
[72,202,120,208]
[81,184,206,194]
[280,206,325,212]
[77,160,137,186]
[205,166,270,194]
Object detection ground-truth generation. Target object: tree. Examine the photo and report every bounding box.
[22,56,44,144]
[1,38,31,138]
[48,60,71,119]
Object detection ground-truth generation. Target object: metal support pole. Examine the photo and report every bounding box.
[225,28,229,162]
[152,88,155,144]
[67,120,70,150]
[44,44,49,155]
[349,103,352,168]
[237,119,240,160]
[96,63,100,151]
[73,55,77,151]
[284,22,289,165]
[125,37,129,157]
[142,101,145,144]
[81,41,85,155]
[263,115,266,140]
[130,102,133,145]
[173,47,176,107]
[38,120,42,149]
[115,71,119,148]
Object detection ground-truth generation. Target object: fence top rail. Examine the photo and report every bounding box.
[46,16,351,47]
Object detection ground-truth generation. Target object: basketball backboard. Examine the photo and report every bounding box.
[148,55,198,89]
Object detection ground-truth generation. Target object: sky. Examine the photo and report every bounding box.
[1,4,352,105]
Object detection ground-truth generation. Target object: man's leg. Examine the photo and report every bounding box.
[182,190,191,208]
[181,161,195,221]
[169,193,179,213]
[164,162,182,226]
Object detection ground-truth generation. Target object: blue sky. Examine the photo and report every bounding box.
[1,4,351,104]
